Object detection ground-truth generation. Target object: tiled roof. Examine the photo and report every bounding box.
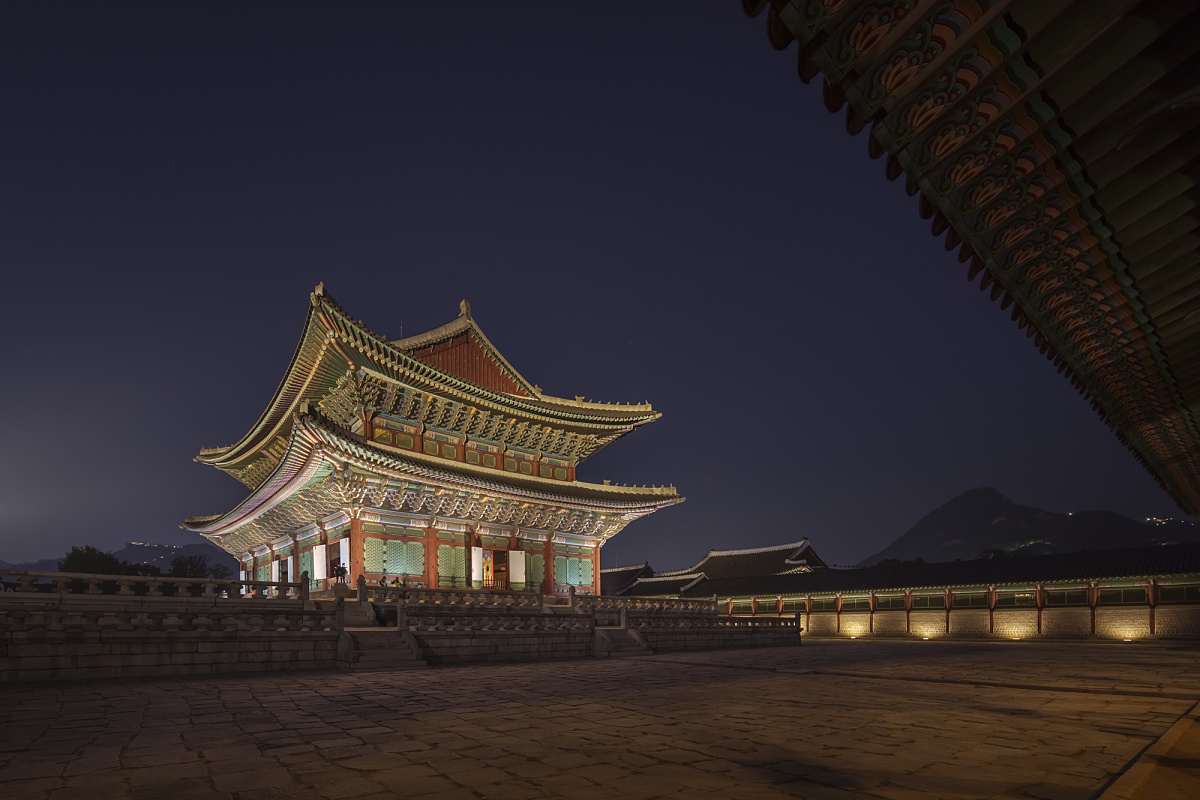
[622,573,707,598]
[679,544,1200,599]
[654,540,821,581]
[599,563,653,596]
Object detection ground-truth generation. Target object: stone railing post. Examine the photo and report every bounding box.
[299,571,310,603]
[396,595,408,634]
[335,596,346,632]
[569,585,576,609]
[356,574,367,603]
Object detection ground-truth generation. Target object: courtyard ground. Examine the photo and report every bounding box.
[1,639,1198,799]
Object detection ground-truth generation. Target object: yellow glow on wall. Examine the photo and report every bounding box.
[839,615,871,637]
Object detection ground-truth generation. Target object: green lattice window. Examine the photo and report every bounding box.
[466,450,480,464]
[364,538,385,573]
[386,540,423,576]
[255,564,269,582]
[483,453,496,468]
[554,556,567,585]
[437,545,467,587]
[1160,585,1200,603]
[578,558,593,587]
[953,593,988,608]
[1099,587,1147,605]
[442,444,456,459]
[811,598,837,611]
[299,550,314,587]
[875,595,906,610]
[995,591,1036,607]
[911,594,945,609]
[1045,589,1088,605]
[423,440,439,455]
[527,554,545,588]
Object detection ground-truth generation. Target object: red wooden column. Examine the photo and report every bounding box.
[591,548,600,596]
[1036,586,1044,634]
[1089,582,1098,636]
[1149,580,1157,636]
[349,517,366,586]
[424,524,438,589]
[542,539,554,596]
[988,587,995,635]
[905,592,911,634]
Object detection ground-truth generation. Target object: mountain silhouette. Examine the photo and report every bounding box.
[856,488,1199,566]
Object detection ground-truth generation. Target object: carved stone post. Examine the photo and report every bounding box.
[299,571,310,603]
[335,596,346,632]
[356,574,367,603]
[396,593,408,634]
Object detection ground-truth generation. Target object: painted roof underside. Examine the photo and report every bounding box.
[184,411,683,554]
[747,0,1200,514]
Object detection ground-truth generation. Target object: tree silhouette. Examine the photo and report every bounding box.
[169,554,210,578]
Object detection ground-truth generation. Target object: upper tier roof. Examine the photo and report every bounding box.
[197,285,662,485]
[747,1,1200,514]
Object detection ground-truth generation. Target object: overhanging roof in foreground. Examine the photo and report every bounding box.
[747,1,1200,513]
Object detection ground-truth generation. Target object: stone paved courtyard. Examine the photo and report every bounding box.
[2,640,1198,799]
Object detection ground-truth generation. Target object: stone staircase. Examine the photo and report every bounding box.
[595,627,652,658]
[338,629,427,672]
[313,599,377,627]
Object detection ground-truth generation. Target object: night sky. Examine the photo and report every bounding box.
[3,3,1180,570]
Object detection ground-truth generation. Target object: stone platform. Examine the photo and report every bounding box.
[2,640,1198,799]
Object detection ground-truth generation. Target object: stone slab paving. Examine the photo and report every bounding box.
[1,639,1198,799]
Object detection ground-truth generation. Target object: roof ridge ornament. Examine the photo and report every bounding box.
[459,299,472,319]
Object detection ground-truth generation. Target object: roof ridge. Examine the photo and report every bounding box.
[600,562,651,573]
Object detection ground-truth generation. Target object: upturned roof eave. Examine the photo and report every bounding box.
[196,285,664,475]
[184,411,684,541]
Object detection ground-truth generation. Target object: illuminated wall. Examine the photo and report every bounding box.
[1095,608,1151,640]
[1042,608,1091,638]
[1156,606,1200,637]
[806,613,837,635]
[948,609,989,637]
[908,611,947,638]
[992,610,1038,639]
[838,612,871,637]
[872,610,907,635]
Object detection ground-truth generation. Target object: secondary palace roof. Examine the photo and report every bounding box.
[747,1,1200,514]
[678,542,1200,599]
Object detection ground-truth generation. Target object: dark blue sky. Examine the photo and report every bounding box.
[2,3,1179,569]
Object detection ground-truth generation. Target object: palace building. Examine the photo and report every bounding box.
[611,540,1200,640]
[183,285,682,596]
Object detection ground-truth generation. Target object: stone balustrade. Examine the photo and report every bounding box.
[578,595,718,615]
[0,570,309,601]
[0,603,339,634]
[398,588,543,609]
[405,611,592,633]
[628,615,799,630]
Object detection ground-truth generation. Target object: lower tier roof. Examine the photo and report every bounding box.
[184,412,682,555]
